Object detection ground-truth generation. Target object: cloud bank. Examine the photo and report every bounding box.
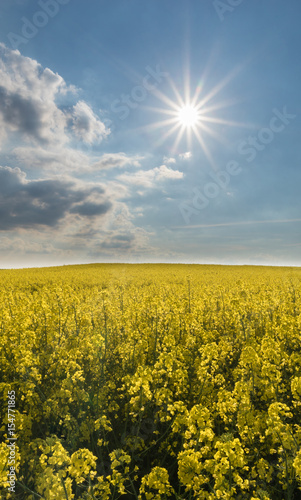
[0,43,110,148]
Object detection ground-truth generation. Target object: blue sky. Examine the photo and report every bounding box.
[0,0,300,268]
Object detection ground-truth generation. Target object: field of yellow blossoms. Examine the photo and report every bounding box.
[1,263,301,499]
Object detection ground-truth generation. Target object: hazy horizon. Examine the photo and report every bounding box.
[2,262,301,272]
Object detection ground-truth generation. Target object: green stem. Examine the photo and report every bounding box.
[16,481,43,498]
[61,477,70,500]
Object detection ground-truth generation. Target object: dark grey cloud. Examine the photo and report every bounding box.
[70,201,111,217]
[0,86,46,143]
[0,166,112,231]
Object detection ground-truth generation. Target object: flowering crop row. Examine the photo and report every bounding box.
[0,263,301,499]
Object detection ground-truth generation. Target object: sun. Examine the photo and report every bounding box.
[177,105,199,128]
[138,64,248,167]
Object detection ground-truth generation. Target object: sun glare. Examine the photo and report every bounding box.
[178,105,199,128]
[138,64,249,168]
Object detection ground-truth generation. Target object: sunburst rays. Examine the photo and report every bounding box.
[136,62,253,171]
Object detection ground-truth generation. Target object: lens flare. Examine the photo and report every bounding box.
[178,105,199,128]
[133,62,250,167]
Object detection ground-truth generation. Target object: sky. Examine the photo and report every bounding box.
[0,0,300,268]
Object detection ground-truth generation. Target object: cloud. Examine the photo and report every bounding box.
[0,86,49,144]
[100,232,136,250]
[70,101,110,144]
[0,44,184,264]
[91,153,143,170]
[117,164,184,188]
[90,226,152,256]
[155,165,184,181]
[179,152,192,160]
[0,43,109,148]
[0,165,112,231]
[69,201,110,217]
[0,43,69,146]
[12,146,143,175]
[0,236,63,255]
[13,145,91,172]
[61,203,154,259]
[163,156,176,164]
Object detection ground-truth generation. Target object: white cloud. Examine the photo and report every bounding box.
[70,101,110,144]
[91,153,143,171]
[179,151,192,160]
[13,146,144,175]
[13,145,91,172]
[163,156,176,164]
[117,164,184,188]
[156,164,184,180]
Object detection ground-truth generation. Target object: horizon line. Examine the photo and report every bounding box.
[1,261,301,270]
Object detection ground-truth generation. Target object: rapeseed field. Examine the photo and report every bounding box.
[1,263,301,499]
